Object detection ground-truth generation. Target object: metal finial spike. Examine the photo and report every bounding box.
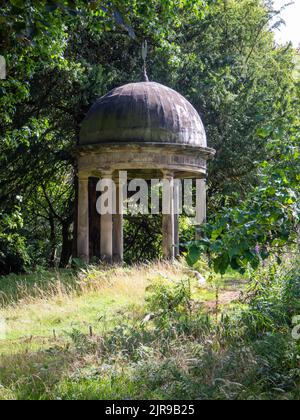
[142,40,148,61]
[142,40,149,82]
[143,65,149,82]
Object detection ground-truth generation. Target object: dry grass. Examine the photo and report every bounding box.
[0,261,255,400]
[0,261,190,353]
[0,260,298,400]
[0,261,186,308]
[76,260,185,299]
[0,261,195,399]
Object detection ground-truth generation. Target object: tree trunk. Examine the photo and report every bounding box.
[59,222,73,268]
[72,174,79,259]
[48,212,56,267]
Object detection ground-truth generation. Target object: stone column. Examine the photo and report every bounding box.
[174,179,180,258]
[174,214,180,258]
[100,170,113,263]
[77,172,90,263]
[113,175,124,264]
[195,178,206,240]
[162,171,175,260]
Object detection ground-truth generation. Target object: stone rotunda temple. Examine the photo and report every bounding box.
[76,81,215,264]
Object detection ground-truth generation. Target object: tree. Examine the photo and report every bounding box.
[1,0,213,270]
[1,0,298,271]
[0,203,29,275]
[157,0,296,207]
[187,100,300,274]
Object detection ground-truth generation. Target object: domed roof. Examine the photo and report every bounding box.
[79,82,207,147]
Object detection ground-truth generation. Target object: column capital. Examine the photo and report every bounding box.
[78,171,90,181]
[113,171,124,183]
[101,169,114,178]
[161,170,174,179]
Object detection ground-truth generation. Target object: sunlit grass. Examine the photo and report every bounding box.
[0,261,247,400]
[0,262,190,353]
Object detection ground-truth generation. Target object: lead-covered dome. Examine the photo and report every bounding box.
[80,82,207,147]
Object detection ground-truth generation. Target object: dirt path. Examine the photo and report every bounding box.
[204,291,241,312]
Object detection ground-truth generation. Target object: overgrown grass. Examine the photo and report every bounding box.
[0,258,299,400]
[0,262,188,350]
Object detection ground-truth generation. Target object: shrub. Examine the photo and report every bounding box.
[0,208,30,275]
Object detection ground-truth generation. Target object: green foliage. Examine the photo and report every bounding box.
[1,0,299,270]
[124,215,162,263]
[1,0,213,269]
[0,259,300,399]
[0,206,29,275]
[95,259,300,400]
[249,260,300,328]
[145,277,194,330]
[187,112,300,274]
[160,0,297,203]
